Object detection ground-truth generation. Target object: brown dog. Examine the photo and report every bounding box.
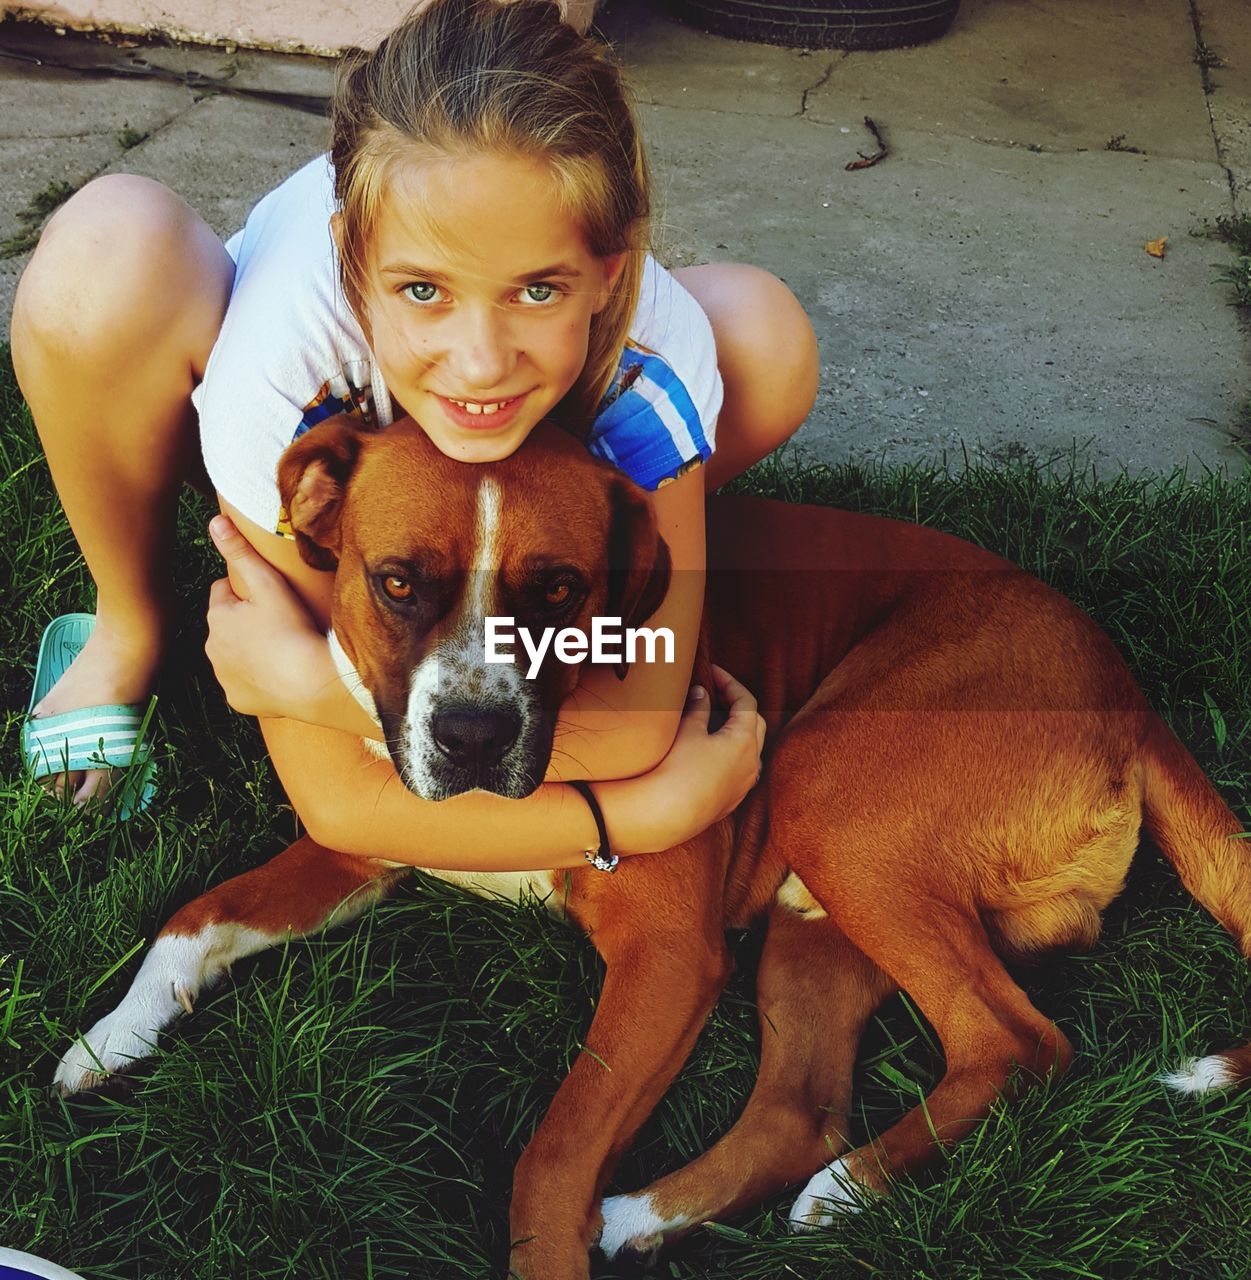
[55,419,1248,1280]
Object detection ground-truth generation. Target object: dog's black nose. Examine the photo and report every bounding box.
[432,706,521,771]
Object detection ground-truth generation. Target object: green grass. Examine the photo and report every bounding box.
[0,181,80,260]
[1197,213,1251,310]
[1,341,1249,1279]
[116,125,150,151]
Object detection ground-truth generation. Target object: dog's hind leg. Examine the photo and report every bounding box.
[508,842,732,1280]
[54,837,405,1094]
[598,897,896,1262]
[787,891,1072,1231]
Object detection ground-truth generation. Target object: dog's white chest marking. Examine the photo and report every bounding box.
[328,629,389,760]
[418,867,562,911]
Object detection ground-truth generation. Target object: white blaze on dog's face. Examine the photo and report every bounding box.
[278,419,670,801]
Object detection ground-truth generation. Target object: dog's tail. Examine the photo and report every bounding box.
[1141,712,1251,1093]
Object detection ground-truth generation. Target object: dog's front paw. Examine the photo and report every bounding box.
[53,935,216,1094]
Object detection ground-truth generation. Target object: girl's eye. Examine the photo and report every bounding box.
[382,575,413,602]
[403,282,440,304]
[521,283,557,305]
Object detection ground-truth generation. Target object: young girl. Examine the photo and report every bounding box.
[13,0,818,869]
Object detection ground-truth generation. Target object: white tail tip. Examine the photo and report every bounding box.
[1158,1054,1237,1095]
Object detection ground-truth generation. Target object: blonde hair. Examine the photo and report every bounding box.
[331,0,651,433]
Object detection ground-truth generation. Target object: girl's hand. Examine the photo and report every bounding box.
[205,515,333,720]
[620,665,767,853]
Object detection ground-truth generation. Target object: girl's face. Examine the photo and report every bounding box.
[355,149,624,463]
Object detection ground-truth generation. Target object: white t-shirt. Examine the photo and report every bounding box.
[195,156,722,535]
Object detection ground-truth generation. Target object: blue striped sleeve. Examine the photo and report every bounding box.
[587,348,714,490]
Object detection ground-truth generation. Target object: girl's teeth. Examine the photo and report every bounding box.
[453,398,506,416]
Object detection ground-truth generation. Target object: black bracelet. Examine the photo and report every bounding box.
[569,780,618,873]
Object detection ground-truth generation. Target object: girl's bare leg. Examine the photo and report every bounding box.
[671,264,820,490]
[11,173,234,802]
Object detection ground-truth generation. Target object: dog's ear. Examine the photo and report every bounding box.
[276,418,368,570]
[605,474,673,680]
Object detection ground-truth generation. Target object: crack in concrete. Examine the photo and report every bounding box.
[0,130,127,140]
[1188,0,1237,211]
[0,98,192,252]
[966,136,1060,154]
[798,60,836,117]
[0,43,330,116]
[631,55,844,121]
[794,117,1217,168]
[86,99,189,175]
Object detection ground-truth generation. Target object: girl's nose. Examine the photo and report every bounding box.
[447,305,516,391]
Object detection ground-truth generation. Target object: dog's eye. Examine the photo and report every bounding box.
[540,574,584,611]
[382,575,413,602]
[525,568,583,617]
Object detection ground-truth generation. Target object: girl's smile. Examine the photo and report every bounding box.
[435,390,529,433]
[354,150,623,463]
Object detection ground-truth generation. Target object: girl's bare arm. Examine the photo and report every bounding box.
[262,664,761,868]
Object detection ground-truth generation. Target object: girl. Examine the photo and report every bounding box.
[13,0,818,869]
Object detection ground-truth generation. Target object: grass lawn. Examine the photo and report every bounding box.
[1,341,1249,1279]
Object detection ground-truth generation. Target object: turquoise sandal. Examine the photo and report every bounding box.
[21,613,158,821]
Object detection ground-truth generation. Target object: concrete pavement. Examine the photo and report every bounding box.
[1,0,1248,475]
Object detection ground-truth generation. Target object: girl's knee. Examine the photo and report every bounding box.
[680,263,812,345]
[678,263,819,436]
[730,266,819,411]
[14,175,230,365]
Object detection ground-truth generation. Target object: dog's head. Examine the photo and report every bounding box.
[277,418,671,800]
